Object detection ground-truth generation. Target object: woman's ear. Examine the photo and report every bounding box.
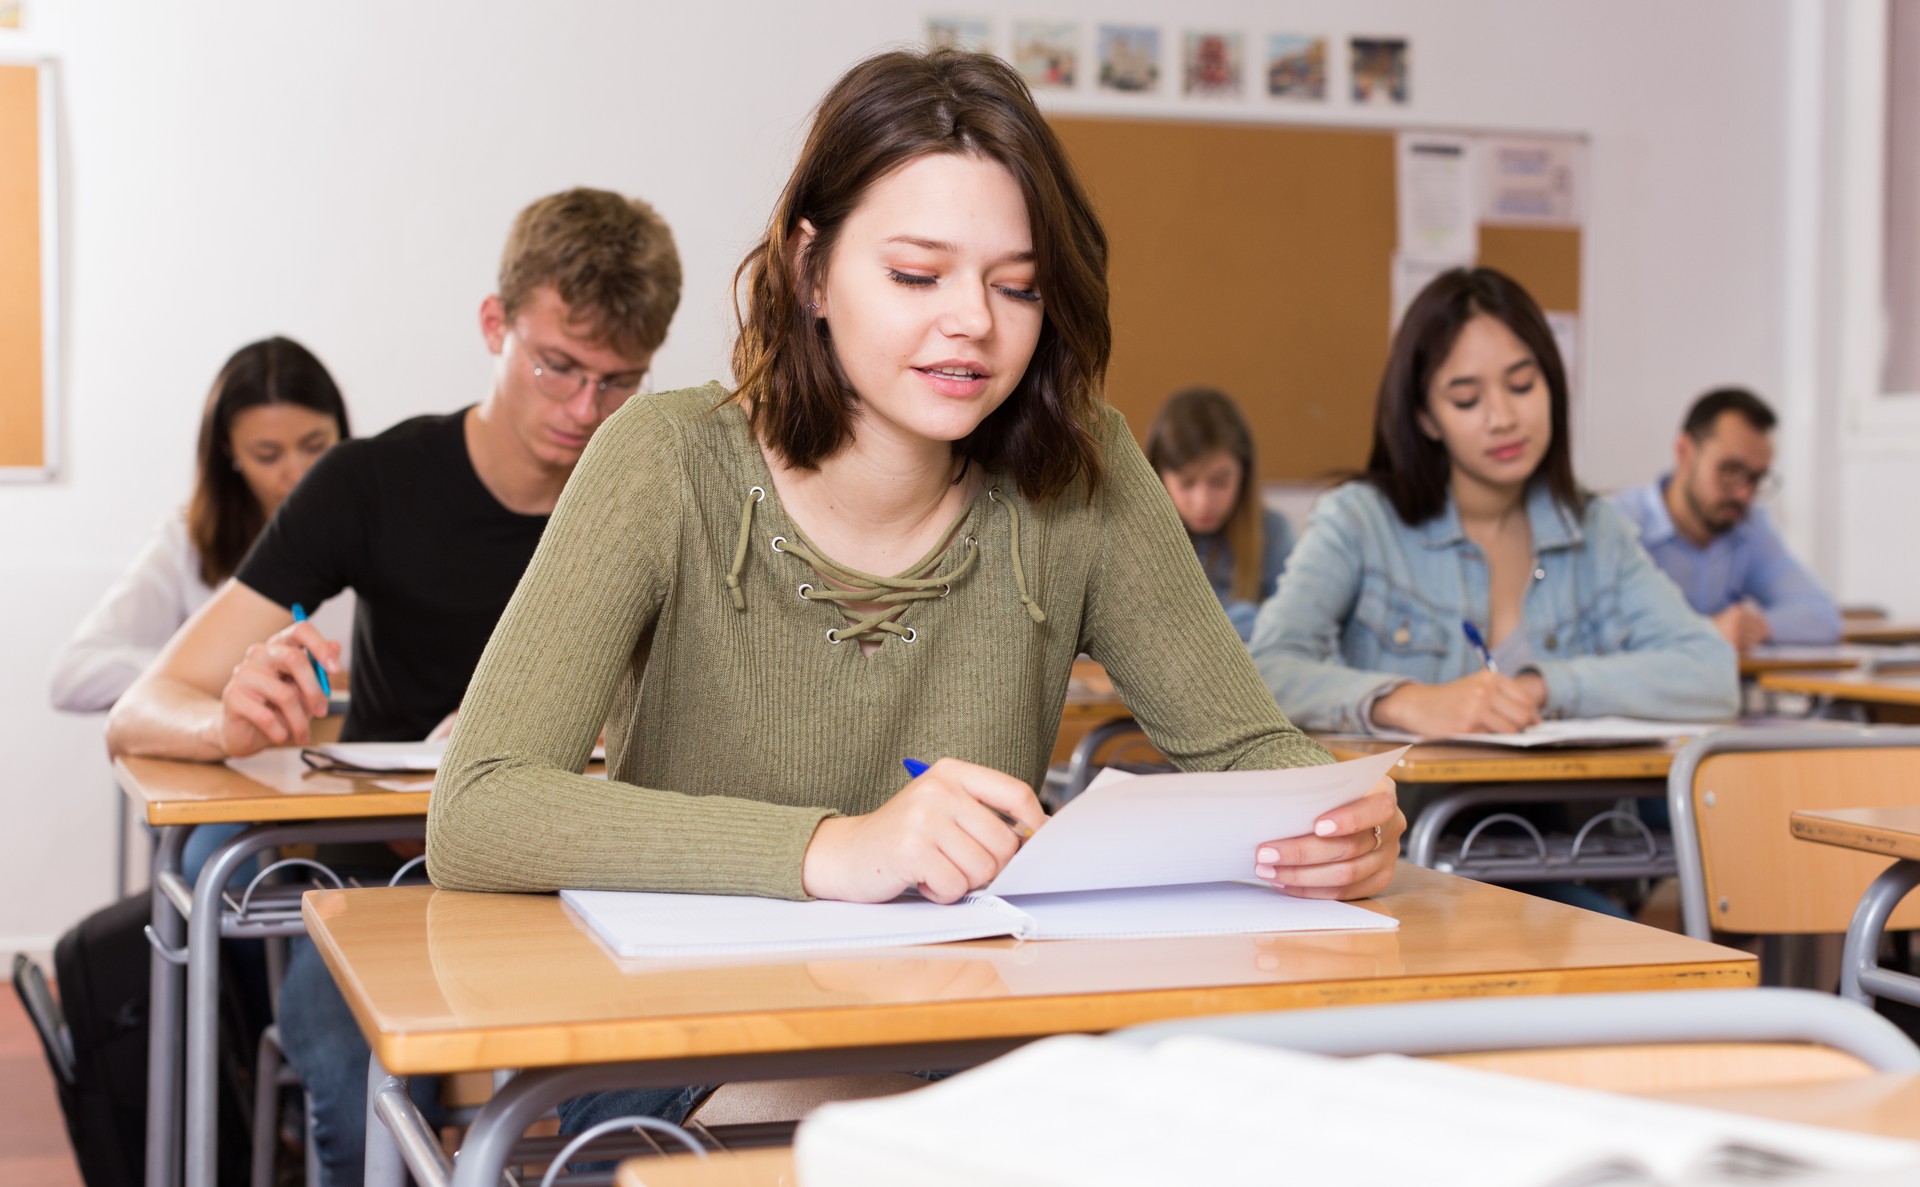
[792,219,824,317]
[1415,405,1443,442]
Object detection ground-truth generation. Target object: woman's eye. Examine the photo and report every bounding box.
[1450,399,1479,412]
[250,452,281,465]
[996,285,1042,304]
[887,269,936,288]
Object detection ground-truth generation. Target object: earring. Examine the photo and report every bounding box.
[806,301,819,315]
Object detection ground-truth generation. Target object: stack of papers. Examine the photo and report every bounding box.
[796,1034,1920,1186]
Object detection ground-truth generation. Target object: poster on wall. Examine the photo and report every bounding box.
[1097,25,1160,93]
[1266,34,1327,100]
[926,15,992,52]
[1480,136,1582,226]
[1395,133,1477,264]
[0,59,58,479]
[1350,37,1408,106]
[1012,21,1077,89]
[1182,31,1242,97]
[0,2,22,30]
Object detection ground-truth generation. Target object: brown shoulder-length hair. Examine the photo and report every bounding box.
[187,337,350,585]
[1363,267,1585,525]
[1145,387,1264,602]
[730,48,1111,502]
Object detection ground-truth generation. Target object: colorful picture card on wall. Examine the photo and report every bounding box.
[1098,24,1160,93]
[1267,34,1327,100]
[1013,20,1077,89]
[927,15,992,53]
[1183,31,1243,97]
[1351,37,1408,105]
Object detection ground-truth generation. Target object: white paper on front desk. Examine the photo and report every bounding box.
[983,748,1407,898]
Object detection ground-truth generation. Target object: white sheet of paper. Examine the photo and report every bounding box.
[1008,881,1397,940]
[983,749,1406,898]
[302,739,608,773]
[1396,132,1477,262]
[1371,717,1720,748]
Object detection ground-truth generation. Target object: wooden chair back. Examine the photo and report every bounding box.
[1436,1043,1873,1095]
[1687,746,1920,935]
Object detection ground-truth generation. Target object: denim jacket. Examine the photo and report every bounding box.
[1194,507,1296,641]
[1248,480,1740,733]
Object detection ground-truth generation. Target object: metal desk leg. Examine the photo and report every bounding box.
[364,1055,413,1187]
[1840,858,1920,1007]
[183,819,424,1187]
[145,826,189,1187]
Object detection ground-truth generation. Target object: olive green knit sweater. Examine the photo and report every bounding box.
[427,384,1330,898]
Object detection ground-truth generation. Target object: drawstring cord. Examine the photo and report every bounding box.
[989,487,1046,625]
[724,486,764,611]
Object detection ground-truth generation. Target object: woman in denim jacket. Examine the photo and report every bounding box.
[1249,268,1738,736]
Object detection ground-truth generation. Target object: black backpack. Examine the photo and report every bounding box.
[16,891,262,1187]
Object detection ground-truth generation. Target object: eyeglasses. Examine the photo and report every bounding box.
[516,333,649,403]
[1714,459,1781,499]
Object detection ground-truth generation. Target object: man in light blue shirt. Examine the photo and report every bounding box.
[1611,388,1841,649]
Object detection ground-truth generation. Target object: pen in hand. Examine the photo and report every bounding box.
[1460,619,1498,674]
[290,603,334,699]
[902,757,1035,840]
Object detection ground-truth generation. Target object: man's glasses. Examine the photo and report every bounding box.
[1714,459,1780,499]
[518,333,649,403]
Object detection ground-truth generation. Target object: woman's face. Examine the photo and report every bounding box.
[1417,313,1551,495]
[228,404,341,517]
[808,152,1045,451]
[1160,449,1243,535]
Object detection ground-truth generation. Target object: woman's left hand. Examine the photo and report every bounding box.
[1252,776,1402,900]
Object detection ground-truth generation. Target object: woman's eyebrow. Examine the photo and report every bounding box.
[884,234,1035,264]
[1503,357,1537,377]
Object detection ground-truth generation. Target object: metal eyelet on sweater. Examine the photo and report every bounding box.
[964,534,977,548]
[825,628,843,644]
[749,485,765,503]
[900,627,918,643]
[797,583,813,599]
[939,583,951,598]
[770,535,787,553]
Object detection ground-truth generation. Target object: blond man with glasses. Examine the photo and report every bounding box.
[1610,387,1842,650]
[104,187,681,1187]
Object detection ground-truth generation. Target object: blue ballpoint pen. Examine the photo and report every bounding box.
[901,757,1034,840]
[1460,619,1499,674]
[290,603,334,698]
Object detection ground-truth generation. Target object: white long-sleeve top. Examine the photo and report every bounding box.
[49,509,353,712]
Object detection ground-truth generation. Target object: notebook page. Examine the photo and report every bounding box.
[983,748,1405,898]
[993,881,1398,940]
[1370,717,1721,748]
[299,740,449,772]
[559,888,1023,957]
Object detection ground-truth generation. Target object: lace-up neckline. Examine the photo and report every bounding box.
[724,479,1046,647]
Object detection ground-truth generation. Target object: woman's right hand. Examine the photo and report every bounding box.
[214,619,341,757]
[801,758,1046,904]
[1372,670,1544,737]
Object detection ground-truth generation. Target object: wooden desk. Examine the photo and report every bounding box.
[1317,736,1681,784]
[612,1073,1920,1186]
[309,868,1753,1186]
[1845,621,1920,646]
[117,748,431,827]
[1760,670,1920,709]
[1792,808,1920,1011]
[1740,648,1867,676]
[121,750,430,1187]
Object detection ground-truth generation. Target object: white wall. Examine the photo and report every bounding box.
[0,0,1803,949]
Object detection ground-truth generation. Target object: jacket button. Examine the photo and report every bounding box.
[1393,624,1411,646]
[1533,567,1546,581]
[1545,632,1558,650]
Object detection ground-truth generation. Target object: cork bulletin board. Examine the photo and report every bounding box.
[1049,116,1583,483]
[1,59,57,478]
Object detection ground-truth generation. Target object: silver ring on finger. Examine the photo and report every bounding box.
[1371,825,1383,853]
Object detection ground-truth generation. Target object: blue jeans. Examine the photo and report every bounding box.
[279,938,443,1187]
[555,1086,713,1173]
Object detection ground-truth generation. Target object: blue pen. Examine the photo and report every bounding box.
[290,604,334,698]
[901,757,1033,840]
[1460,619,1499,674]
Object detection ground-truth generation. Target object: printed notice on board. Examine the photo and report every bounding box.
[1395,133,1476,263]
[1481,136,1581,226]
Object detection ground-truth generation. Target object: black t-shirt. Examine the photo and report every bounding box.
[236,409,548,742]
